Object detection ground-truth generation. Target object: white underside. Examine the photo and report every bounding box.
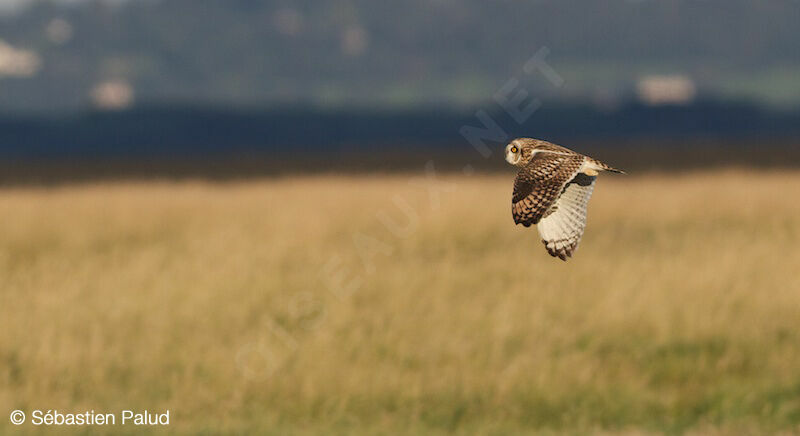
[537,173,596,257]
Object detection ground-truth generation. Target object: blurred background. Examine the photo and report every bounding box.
[0,0,798,180]
[2,1,800,435]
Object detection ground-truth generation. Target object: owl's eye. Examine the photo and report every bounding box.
[510,146,518,153]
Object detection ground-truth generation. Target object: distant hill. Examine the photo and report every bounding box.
[1,100,799,159]
[1,0,800,112]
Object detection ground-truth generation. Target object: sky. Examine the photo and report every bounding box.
[0,0,126,14]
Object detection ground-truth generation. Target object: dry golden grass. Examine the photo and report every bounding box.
[1,170,800,434]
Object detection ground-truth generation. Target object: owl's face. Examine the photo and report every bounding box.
[505,139,534,166]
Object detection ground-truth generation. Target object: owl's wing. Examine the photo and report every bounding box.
[512,152,584,227]
[536,173,596,260]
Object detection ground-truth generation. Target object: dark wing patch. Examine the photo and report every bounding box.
[511,153,584,227]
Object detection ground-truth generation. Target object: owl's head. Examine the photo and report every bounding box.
[505,138,536,166]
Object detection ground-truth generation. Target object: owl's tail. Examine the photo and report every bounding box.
[588,158,625,174]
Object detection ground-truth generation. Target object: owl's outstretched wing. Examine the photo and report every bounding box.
[536,173,596,260]
[511,152,585,227]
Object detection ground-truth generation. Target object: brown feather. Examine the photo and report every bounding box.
[511,151,584,227]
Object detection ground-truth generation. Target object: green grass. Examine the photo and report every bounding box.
[1,171,800,434]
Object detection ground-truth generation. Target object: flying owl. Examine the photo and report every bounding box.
[505,138,624,261]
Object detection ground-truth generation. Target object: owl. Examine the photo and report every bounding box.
[505,138,624,261]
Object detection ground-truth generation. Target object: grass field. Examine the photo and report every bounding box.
[2,170,800,435]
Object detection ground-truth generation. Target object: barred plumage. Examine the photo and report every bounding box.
[505,138,624,261]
